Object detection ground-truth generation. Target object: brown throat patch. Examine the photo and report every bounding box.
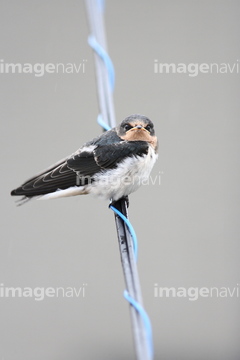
[122,129,158,151]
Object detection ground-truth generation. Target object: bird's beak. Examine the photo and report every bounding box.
[131,125,148,132]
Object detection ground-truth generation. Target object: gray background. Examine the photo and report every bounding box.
[1,1,240,359]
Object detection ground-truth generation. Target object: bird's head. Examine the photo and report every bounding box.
[117,114,158,150]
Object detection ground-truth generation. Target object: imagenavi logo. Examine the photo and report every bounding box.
[0,283,87,301]
[154,283,240,301]
[0,59,87,77]
[154,59,240,77]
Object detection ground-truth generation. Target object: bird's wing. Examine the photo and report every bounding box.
[67,148,102,176]
[11,144,103,197]
[11,160,78,197]
[11,140,149,198]
[67,140,149,172]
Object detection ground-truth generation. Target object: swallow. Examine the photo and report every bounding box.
[11,114,158,205]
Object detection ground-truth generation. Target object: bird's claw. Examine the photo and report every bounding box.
[109,196,129,209]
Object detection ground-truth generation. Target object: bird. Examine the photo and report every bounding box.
[11,114,158,205]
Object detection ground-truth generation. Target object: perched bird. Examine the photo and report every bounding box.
[11,114,158,205]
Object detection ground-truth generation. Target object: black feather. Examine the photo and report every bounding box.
[94,141,149,169]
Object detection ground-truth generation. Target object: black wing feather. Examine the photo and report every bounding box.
[11,138,149,198]
[11,162,78,197]
[67,140,149,172]
[67,150,101,176]
[94,141,149,168]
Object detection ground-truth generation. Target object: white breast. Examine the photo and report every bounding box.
[89,145,158,201]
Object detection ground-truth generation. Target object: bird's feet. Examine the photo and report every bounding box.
[109,196,129,208]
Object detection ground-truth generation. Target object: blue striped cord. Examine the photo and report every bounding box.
[110,204,153,359]
[88,35,115,91]
[110,205,138,261]
[97,114,111,131]
[124,290,154,359]
[86,1,154,357]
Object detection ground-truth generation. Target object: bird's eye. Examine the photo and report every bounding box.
[124,124,132,131]
[145,125,152,132]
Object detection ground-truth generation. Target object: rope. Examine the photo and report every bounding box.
[88,35,115,91]
[85,0,116,129]
[111,204,153,359]
[85,1,154,359]
[97,114,111,131]
[110,205,138,261]
[124,290,154,359]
